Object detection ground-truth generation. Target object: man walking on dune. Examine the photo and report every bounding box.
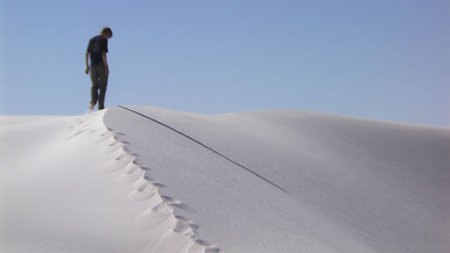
[85,27,113,111]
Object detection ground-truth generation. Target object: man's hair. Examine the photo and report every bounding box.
[101,27,113,37]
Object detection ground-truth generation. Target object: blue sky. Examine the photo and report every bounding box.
[1,0,449,126]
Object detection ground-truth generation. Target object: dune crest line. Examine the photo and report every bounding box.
[118,105,288,194]
[75,111,220,252]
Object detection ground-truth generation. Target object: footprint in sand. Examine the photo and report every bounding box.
[100,155,135,174]
[128,181,158,201]
[117,163,145,184]
[136,201,174,229]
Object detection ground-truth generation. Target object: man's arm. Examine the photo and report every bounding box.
[102,52,109,75]
[85,51,90,74]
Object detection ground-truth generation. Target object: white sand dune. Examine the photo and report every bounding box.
[1,106,449,252]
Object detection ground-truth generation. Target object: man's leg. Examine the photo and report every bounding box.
[90,66,100,109]
[97,66,108,110]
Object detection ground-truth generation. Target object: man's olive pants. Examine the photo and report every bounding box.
[90,64,108,110]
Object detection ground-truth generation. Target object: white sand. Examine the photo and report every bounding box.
[1,106,449,252]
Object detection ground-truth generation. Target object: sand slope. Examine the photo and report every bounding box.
[1,106,449,252]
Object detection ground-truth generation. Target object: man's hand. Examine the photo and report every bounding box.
[85,67,90,75]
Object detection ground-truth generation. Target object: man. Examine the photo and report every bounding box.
[85,27,113,110]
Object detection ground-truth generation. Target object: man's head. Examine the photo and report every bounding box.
[101,27,113,39]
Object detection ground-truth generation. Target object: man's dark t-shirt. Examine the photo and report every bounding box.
[87,35,108,67]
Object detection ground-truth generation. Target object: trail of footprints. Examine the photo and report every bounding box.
[69,115,221,253]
